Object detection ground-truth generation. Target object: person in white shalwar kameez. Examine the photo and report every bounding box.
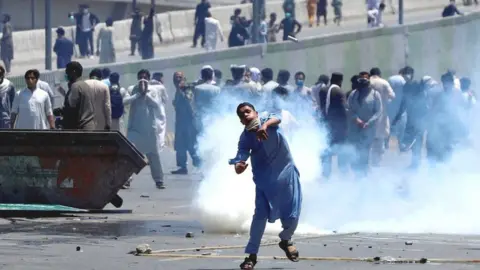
[366,0,383,28]
[204,12,224,51]
[124,69,168,189]
[96,18,116,64]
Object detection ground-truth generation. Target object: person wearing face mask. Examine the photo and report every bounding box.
[293,71,313,103]
[171,72,200,175]
[278,13,302,41]
[73,5,99,58]
[230,102,302,270]
[347,72,382,177]
[124,69,167,190]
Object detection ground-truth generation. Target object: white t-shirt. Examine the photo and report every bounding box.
[12,88,53,129]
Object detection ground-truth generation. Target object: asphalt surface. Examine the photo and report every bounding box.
[8,5,478,77]
[0,148,479,269]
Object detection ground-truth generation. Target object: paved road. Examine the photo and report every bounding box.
[8,6,477,77]
[0,148,478,269]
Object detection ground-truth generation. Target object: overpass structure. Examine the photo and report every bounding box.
[4,0,455,75]
[5,5,479,143]
[0,0,244,31]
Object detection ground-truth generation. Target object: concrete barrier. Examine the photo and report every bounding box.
[11,0,448,68]
[7,11,480,148]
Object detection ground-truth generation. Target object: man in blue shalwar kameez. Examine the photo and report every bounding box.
[230,102,302,269]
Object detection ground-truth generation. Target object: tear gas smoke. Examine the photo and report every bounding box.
[193,87,480,236]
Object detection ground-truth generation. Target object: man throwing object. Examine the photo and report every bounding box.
[229,102,302,269]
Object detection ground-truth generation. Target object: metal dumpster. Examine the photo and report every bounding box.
[0,130,147,210]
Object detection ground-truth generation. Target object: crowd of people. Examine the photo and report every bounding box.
[0,58,475,269]
[0,59,474,189]
[2,0,469,74]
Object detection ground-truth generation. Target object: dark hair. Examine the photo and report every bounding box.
[370,67,381,76]
[234,8,242,15]
[56,27,65,36]
[3,14,10,22]
[214,69,222,79]
[441,72,455,84]
[236,102,255,117]
[317,74,329,85]
[201,68,214,81]
[90,68,103,79]
[102,68,111,79]
[206,11,212,17]
[295,71,306,79]
[0,65,5,75]
[277,70,290,84]
[460,77,471,91]
[350,75,359,87]
[109,72,120,85]
[261,68,273,81]
[106,17,113,27]
[137,69,151,80]
[359,71,370,78]
[25,69,40,79]
[330,72,343,85]
[152,72,163,81]
[231,67,245,81]
[66,61,83,77]
[273,86,289,97]
[401,66,414,76]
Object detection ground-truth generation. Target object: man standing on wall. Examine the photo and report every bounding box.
[205,11,225,51]
[53,27,74,69]
[130,8,143,57]
[1,14,14,74]
[193,0,211,48]
[0,66,15,128]
[74,5,99,58]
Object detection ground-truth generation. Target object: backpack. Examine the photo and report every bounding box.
[110,85,124,119]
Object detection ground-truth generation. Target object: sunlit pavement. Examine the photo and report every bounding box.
[0,148,477,269]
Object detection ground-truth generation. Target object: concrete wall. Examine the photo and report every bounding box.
[9,0,447,69]
[1,0,249,31]
[7,11,480,146]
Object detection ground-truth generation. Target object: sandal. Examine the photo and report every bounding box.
[240,255,257,269]
[279,240,300,262]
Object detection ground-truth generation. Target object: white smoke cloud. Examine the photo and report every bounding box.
[192,88,480,236]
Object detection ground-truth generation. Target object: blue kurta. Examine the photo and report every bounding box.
[231,114,302,223]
